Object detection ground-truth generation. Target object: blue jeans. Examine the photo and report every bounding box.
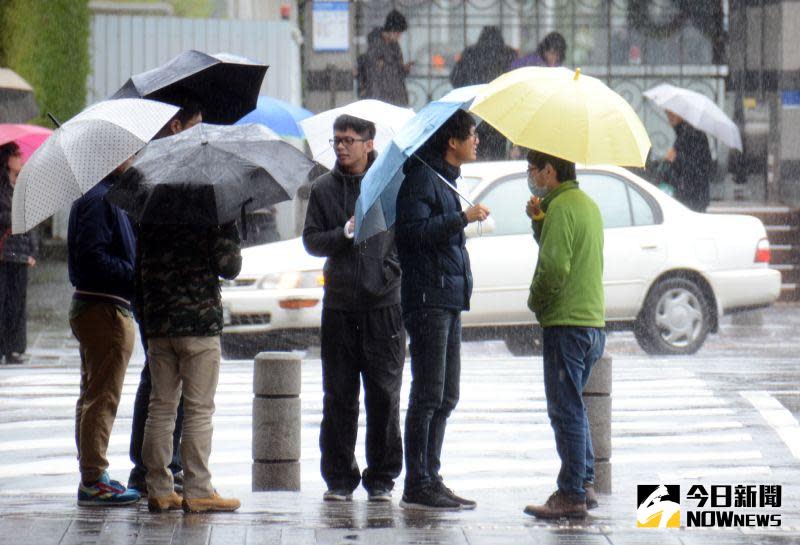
[542,326,606,498]
[403,308,461,492]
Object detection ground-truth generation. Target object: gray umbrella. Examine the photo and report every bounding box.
[106,123,317,226]
[0,68,38,123]
[111,51,267,124]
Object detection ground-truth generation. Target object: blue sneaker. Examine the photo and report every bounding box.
[78,471,141,506]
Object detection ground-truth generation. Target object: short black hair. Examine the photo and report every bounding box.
[536,32,567,65]
[333,114,376,140]
[153,86,204,125]
[526,149,576,183]
[383,9,407,33]
[420,109,476,157]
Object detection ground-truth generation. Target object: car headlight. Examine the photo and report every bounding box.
[257,270,324,290]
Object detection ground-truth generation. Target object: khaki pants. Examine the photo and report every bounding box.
[70,303,135,484]
[143,336,220,499]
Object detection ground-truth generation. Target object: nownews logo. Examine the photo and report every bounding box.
[637,485,680,528]
[637,484,782,528]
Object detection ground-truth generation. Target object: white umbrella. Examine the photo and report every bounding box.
[643,83,743,151]
[11,98,179,233]
[299,99,415,170]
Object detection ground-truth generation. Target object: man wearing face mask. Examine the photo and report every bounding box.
[522,149,605,519]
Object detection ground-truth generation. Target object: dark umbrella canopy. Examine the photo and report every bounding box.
[112,51,268,124]
[107,123,316,225]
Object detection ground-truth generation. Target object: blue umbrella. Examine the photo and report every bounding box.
[236,96,312,139]
[354,85,485,243]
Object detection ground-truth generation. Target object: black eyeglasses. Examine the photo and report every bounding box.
[330,137,368,147]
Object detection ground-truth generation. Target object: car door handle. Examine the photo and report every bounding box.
[640,244,659,250]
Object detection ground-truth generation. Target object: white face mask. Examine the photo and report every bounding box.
[528,173,549,198]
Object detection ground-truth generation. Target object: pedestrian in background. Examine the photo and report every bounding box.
[67,157,141,506]
[139,216,242,513]
[664,110,713,212]
[450,26,517,160]
[509,31,567,70]
[395,110,490,511]
[357,10,413,106]
[127,93,204,496]
[303,114,405,503]
[522,149,605,519]
[0,141,38,365]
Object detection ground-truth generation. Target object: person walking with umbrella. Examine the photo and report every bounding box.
[396,109,490,511]
[663,110,713,212]
[303,114,405,503]
[0,142,38,365]
[521,150,605,519]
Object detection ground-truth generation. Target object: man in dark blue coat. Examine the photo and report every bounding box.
[67,158,141,506]
[395,109,490,511]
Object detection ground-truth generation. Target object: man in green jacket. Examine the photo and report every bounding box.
[522,150,606,519]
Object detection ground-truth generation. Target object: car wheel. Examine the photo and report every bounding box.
[503,326,543,357]
[634,277,711,355]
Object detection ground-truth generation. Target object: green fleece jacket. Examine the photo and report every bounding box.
[527,180,605,328]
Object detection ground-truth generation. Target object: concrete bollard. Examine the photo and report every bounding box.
[252,351,301,491]
[583,352,612,494]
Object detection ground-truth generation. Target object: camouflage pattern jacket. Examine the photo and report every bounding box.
[138,222,242,338]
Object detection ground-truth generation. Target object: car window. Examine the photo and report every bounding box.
[579,173,632,228]
[629,185,656,225]
[476,176,532,236]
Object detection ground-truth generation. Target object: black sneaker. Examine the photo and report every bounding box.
[367,487,392,502]
[435,481,476,510]
[400,486,461,511]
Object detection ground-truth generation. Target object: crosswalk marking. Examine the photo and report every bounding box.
[741,390,800,458]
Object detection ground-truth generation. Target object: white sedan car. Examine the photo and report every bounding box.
[221,161,780,358]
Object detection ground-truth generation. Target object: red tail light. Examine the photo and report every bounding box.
[279,298,320,310]
[755,238,771,263]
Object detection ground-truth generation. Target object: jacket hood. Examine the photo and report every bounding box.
[331,150,378,186]
[541,179,579,212]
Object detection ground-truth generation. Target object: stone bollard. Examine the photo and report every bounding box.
[252,352,301,491]
[583,352,612,494]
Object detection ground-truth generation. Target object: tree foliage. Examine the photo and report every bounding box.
[2,0,91,125]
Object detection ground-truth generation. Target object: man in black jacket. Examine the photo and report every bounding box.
[396,110,489,510]
[303,115,405,502]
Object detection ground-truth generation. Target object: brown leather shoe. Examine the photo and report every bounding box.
[148,491,183,512]
[182,492,241,513]
[584,482,598,510]
[524,490,588,519]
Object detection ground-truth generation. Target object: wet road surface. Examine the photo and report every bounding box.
[0,300,799,544]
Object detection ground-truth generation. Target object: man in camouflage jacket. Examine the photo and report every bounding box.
[139,221,243,512]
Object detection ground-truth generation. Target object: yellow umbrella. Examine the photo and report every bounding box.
[470,67,651,167]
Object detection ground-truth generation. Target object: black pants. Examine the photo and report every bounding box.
[0,262,28,357]
[319,305,405,493]
[128,330,183,485]
[402,307,461,492]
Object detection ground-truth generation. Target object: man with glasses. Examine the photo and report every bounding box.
[303,115,405,503]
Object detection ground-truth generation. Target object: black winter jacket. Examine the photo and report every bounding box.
[302,154,401,311]
[672,121,713,212]
[395,154,472,313]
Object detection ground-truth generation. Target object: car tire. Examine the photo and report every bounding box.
[634,277,711,355]
[503,326,544,357]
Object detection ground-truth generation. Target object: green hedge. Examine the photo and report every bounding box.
[2,0,90,125]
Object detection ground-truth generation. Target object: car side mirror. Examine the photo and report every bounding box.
[465,215,495,238]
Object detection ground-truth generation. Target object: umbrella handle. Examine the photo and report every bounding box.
[240,198,253,241]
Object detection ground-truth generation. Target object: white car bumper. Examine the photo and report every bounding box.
[707,267,782,313]
[221,288,323,335]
